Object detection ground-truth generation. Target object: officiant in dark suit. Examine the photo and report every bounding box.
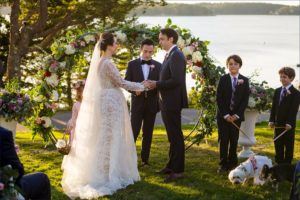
[125,39,162,166]
[144,28,188,182]
[0,127,51,200]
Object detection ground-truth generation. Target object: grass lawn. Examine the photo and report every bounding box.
[16,121,300,200]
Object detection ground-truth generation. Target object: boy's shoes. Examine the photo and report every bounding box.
[140,161,150,167]
[217,166,228,174]
[164,173,184,183]
[156,168,173,175]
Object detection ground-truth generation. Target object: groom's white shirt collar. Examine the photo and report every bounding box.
[166,45,177,55]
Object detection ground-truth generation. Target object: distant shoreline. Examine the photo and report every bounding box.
[132,3,299,16]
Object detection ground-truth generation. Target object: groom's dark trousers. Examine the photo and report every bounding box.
[156,46,188,173]
[0,127,51,200]
[125,58,161,163]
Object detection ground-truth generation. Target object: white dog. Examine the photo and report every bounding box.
[228,155,272,185]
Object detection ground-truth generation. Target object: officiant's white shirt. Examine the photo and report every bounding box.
[140,57,150,80]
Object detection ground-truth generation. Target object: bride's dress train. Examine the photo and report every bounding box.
[61,43,144,199]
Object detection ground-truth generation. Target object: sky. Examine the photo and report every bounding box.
[166,0,300,6]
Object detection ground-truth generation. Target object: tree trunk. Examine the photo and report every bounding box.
[7,0,20,81]
[7,47,22,80]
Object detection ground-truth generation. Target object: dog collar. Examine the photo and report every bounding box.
[249,156,258,170]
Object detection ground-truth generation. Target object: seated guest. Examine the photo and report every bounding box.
[290,161,300,200]
[0,126,51,200]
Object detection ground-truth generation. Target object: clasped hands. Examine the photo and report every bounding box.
[225,115,238,123]
[135,80,157,96]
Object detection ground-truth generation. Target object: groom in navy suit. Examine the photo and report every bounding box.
[145,28,188,182]
[0,127,51,200]
[125,39,162,166]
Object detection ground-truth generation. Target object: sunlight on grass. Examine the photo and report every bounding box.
[15,122,300,200]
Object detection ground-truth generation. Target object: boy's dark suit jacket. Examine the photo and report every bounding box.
[269,85,300,128]
[217,73,249,121]
[125,58,161,113]
[156,46,188,111]
[0,127,24,183]
[0,127,51,200]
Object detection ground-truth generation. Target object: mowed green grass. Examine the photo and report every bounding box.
[15,121,300,200]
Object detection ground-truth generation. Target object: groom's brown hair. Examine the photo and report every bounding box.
[160,28,178,44]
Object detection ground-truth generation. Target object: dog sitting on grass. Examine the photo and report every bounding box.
[228,155,272,185]
[259,163,296,192]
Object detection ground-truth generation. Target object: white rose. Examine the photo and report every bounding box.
[248,97,256,108]
[34,95,43,102]
[84,52,91,62]
[177,36,185,49]
[59,61,66,69]
[65,44,76,55]
[41,116,52,128]
[56,139,66,148]
[45,73,59,87]
[83,34,96,43]
[192,65,202,74]
[182,46,193,57]
[115,31,127,43]
[186,38,192,45]
[192,51,203,63]
[52,90,59,101]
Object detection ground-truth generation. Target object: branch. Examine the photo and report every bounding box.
[33,11,74,38]
[28,20,81,53]
[29,0,48,35]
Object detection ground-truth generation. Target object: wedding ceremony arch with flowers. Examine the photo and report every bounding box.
[28,19,226,148]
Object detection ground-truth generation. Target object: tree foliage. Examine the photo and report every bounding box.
[0,0,165,80]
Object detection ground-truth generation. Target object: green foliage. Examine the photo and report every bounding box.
[0,15,9,70]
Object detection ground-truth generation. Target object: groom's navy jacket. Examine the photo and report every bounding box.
[125,58,162,113]
[156,46,188,111]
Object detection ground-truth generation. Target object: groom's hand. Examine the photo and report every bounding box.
[144,80,157,90]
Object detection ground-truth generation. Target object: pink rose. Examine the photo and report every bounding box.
[69,42,77,48]
[80,41,86,47]
[150,65,155,71]
[237,79,244,85]
[0,183,4,191]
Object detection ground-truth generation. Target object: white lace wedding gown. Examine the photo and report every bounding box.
[61,55,144,199]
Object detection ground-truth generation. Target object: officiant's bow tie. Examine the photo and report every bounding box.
[141,60,152,65]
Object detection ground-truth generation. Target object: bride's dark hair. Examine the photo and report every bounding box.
[99,32,115,51]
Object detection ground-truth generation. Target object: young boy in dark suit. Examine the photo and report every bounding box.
[0,127,51,200]
[269,67,300,164]
[216,55,250,173]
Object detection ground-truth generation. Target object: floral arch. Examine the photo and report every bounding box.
[29,19,225,146]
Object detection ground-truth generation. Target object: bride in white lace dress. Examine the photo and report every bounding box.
[61,32,145,199]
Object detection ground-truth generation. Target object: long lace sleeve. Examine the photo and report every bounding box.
[105,60,145,91]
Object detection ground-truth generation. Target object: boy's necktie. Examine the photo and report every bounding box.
[230,77,237,110]
[279,87,287,104]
